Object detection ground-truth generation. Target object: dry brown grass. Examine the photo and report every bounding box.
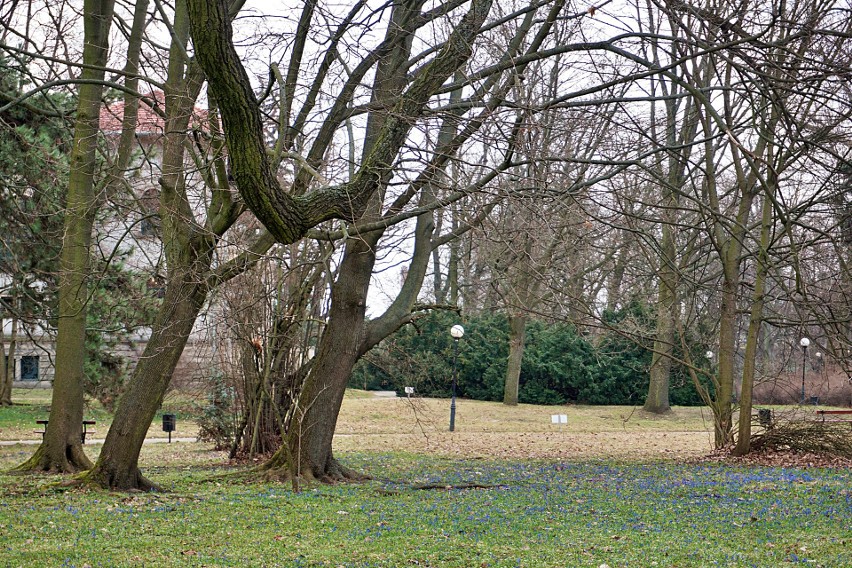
[333,393,718,460]
[1,389,772,462]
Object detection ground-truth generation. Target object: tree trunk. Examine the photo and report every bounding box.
[710,178,759,448]
[0,306,17,406]
[83,0,231,490]
[15,0,115,474]
[503,313,526,406]
[84,271,209,490]
[264,189,436,485]
[265,185,436,483]
[0,333,8,407]
[733,187,774,456]
[644,221,676,414]
[732,278,764,456]
[263,236,377,483]
[714,276,738,448]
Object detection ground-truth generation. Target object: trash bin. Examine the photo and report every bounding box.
[162,413,176,442]
[757,408,773,428]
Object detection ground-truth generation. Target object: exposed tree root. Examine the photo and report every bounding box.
[258,456,370,490]
[11,443,93,474]
[325,457,370,482]
[80,465,163,493]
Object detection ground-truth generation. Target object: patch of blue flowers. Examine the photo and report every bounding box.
[2,458,850,566]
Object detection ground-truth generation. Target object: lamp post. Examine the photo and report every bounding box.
[814,351,824,404]
[799,337,810,404]
[449,324,464,432]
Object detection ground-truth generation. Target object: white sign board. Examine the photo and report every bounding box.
[404,386,414,395]
[550,414,567,424]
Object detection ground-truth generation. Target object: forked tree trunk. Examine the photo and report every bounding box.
[263,189,436,484]
[262,236,377,483]
[15,0,115,474]
[503,313,526,406]
[263,190,436,484]
[83,0,239,490]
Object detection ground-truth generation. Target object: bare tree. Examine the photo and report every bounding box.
[16,0,116,473]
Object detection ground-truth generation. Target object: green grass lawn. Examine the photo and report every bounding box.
[0,388,199,441]
[2,392,850,566]
[1,449,850,567]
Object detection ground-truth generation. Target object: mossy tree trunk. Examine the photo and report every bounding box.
[85,270,210,490]
[83,0,252,490]
[15,0,115,474]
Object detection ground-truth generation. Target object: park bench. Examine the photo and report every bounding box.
[814,409,852,429]
[35,420,97,444]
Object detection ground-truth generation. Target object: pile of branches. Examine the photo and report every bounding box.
[751,420,852,458]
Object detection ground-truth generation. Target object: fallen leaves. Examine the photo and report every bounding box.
[693,448,852,469]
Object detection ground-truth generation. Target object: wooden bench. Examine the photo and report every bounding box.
[35,420,97,444]
[815,410,852,428]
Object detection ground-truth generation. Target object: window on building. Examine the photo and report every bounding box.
[20,355,39,381]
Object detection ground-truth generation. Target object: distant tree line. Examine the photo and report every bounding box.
[351,306,710,406]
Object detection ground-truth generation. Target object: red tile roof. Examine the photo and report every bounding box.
[99,90,207,136]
